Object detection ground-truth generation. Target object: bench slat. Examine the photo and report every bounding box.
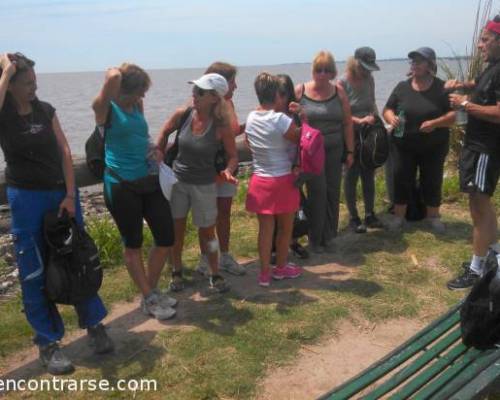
[320,305,461,400]
[388,343,473,399]
[361,328,462,399]
[429,348,500,399]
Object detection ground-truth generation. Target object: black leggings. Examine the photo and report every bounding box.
[392,139,449,207]
[104,181,174,249]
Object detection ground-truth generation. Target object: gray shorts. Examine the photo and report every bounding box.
[216,181,237,198]
[170,181,217,227]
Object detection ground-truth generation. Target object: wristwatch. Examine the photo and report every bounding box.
[460,100,470,110]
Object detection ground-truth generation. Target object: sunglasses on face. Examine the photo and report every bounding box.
[314,67,333,74]
[409,58,426,65]
[193,86,207,97]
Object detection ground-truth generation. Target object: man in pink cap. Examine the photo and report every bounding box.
[447,15,500,289]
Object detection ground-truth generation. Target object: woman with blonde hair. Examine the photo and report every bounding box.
[296,50,354,253]
[157,73,238,293]
[93,63,177,321]
[340,47,382,233]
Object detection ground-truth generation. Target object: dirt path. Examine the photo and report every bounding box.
[0,234,439,398]
[257,318,425,400]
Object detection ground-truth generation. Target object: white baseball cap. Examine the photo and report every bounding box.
[188,73,228,96]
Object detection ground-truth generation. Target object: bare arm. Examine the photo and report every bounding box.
[383,107,400,128]
[449,92,500,124]
[156,107,190,155]
[52,114,76,216]
[337,83,354,167]
[0,54,16,111]
[219,124,238,184]
[283,122,301,144]
[420,111,456,133]
[92,68,122,125]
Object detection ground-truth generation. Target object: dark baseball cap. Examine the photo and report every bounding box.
[354,47,380,72]
[408,47,436,62]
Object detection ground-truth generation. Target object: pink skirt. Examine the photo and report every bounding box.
[246,173,300,215]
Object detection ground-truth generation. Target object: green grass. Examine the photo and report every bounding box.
[1,171,499,398]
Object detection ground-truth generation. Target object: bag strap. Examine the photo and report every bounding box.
[172,106,193,148]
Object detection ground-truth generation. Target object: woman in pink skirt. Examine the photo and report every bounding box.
[245,72,303,287]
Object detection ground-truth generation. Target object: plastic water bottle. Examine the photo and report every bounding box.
[455,90,468,126]
[393,109,405,138]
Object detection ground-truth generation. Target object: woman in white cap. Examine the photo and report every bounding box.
[340,47,383,233]
[157,73,238,293]
[383,47,455,232]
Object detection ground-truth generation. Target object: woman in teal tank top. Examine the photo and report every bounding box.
[93,63,177,321]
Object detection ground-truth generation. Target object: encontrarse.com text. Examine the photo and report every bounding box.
[0,378,157,392]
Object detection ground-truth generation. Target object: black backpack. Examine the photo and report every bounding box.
[460,251,500,350]
[358,117,389,170]
[43,211,103,305]
[85,108,112,179]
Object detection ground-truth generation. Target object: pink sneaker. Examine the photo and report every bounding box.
[272,263,302,280]
[258,270,271,287]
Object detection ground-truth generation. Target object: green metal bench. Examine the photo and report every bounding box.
[319,303,500,399]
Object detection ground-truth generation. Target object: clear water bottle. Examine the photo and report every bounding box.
[393,109,405,138]
[455,90,468,126]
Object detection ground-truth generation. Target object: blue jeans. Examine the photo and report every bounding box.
[7,186,107,346]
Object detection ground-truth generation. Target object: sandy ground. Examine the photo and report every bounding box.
[258,318,424,400]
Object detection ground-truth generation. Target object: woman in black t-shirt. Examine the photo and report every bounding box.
[383,47,455,232]
[0,53,112,375]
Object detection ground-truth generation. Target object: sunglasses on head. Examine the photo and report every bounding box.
[193,86,207,97]
[314,67,333,74]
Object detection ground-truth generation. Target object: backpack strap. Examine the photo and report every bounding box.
[172,106,192,148]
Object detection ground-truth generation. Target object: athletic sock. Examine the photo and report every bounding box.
[470,255,487,276]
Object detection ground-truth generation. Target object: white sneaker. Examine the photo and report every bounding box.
[219,253,246,275]
[151,288,178,308]
[141,293,176,320]
[195,254,210,277]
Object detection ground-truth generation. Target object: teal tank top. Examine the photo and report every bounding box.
[104,101,149,183]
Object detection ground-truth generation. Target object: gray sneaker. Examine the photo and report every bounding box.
[87,323,114,355]
[195,254,210,277]
[220,253,246,275]
[151,288,178,308]
[39,342,75,375]
[427,217,446,234]
[386,215,405,232]
[141,292,176,320]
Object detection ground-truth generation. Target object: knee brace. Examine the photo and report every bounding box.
[207,238,219,254]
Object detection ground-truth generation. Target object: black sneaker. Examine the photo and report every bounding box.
[39,342,75,375]
[365,213,383,229]
[209,274,230,293]
[350,217,367,234]
[290,242,309,259]
[87,323,114,355]
[447,267,480,290]
[169,270,185,292]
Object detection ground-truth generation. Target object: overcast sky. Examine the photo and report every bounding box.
[0,0,495,73]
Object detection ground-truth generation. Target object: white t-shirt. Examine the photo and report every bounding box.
[245,110,295,177]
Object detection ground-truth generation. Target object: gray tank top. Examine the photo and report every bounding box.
[173,111,219,184]
[340,76,376,118]
[300,86,344,147]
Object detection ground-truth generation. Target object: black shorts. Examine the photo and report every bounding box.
[459,147,500,196]
[104,181,175,248]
